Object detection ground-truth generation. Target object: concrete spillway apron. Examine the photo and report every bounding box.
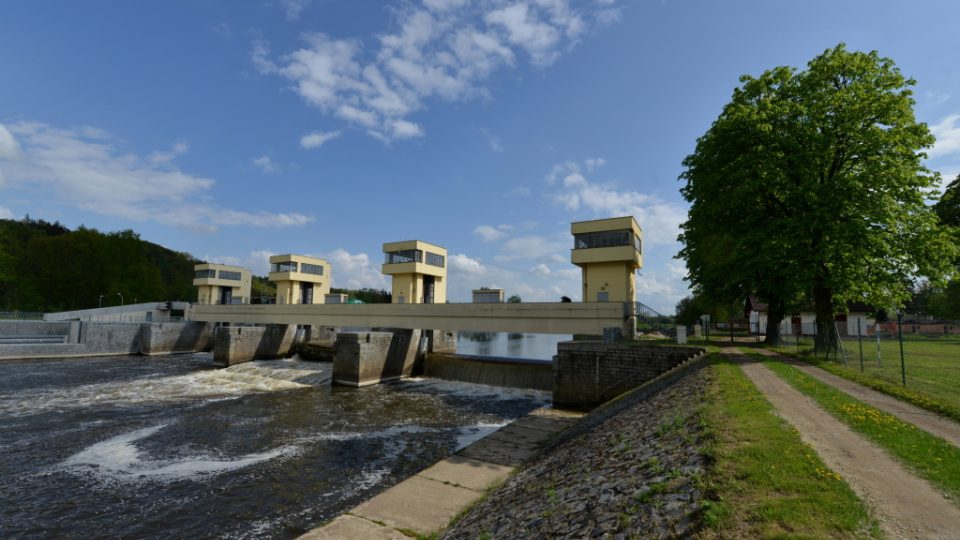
[724,348,960,539]
[299,407,583,539]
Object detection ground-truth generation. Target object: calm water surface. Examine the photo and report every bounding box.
[455,332,570,361]
[0,353,548,538]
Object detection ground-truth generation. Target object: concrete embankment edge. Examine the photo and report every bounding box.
[543,349,708,453]
[299,407,583,539]
[301,348,708,539]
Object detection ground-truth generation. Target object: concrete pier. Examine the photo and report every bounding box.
[212,324,299,367]
[332,330,423,386]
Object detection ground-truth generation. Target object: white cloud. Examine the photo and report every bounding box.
[0,124,20,159]
[300,130,341,149]
[531,263,552,276]
[0,121,313,232]
[496,234,566,261]
[0,206,13,219]
[585,157,605,172]
[473,224,512,242]
[148,142,188,165]
[279,0,310,22]
[930,114,960,159]
[925,91,950,105]
[246,250,276,275]
[480,128,503,152]
[254,0,619,142]
[546,159,687,245]
[252,155,278,173]
[321,248,390,290]
[449,253,487,274]
[636,269,689,315]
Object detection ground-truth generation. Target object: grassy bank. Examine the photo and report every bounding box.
[785,346,960,423]
[700,356,879,538]
[763,359,960,505]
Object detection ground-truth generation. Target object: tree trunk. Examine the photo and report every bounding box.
[765,298,785,345]
[813,283,834,354]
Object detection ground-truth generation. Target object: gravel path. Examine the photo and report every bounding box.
[726,348,960,539]
[441,369,709,539]
[753,347,960,447]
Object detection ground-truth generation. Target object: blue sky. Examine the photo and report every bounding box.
[1,0,959,313]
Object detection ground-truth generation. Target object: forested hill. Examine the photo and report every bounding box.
[0,218,198,312]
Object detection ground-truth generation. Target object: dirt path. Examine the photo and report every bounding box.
[752,347,960,448]
[722,347,960,539]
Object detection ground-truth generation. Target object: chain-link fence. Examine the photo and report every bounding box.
[682,320,764,344]
[762,318,960,411]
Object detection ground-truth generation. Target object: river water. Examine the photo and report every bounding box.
[455,332,571,361]
[0,353,548,538]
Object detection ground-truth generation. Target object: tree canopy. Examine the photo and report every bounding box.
[0,217,198,312]
[679,44,957,346]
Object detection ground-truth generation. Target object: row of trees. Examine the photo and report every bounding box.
[679,44,958,349]
[0,217,198,312]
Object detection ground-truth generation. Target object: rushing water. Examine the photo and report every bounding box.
[455,332,571,361]
[0,353,548,539]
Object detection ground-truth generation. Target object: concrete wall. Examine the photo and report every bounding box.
[0,321,142,360]
[212,324,298,367]
[0,320,72,337]
[79,322,144,355]
[580,261,636,304]
[425,353,552,391]
[140,321,213,355]
[1,321,214,360]
[332,329,423,387]
[429,329,457,353]
[553,342,704,410]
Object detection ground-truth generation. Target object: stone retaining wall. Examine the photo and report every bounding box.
[553,342,705,409]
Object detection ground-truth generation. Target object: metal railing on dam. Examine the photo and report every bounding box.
[189,302,628,335]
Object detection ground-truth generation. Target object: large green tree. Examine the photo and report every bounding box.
[935,174,960,228]
[680,44,956,349]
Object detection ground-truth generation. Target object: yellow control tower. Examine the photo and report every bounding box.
[268,254,331,304]
[382,240,447,304]
[193,263,252,305]
[571,216,643,303]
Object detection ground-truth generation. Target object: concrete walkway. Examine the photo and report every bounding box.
[299,407,583,539]
[753,347,960,448]
[723,347,960,539]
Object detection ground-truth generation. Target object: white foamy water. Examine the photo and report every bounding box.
[0,360,327,417]
[63,424,298,483]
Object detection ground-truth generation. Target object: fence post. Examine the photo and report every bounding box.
[730,323,734,344]
[876,325,882,367]
[858,318,864,372]
[834,321,848,366]
[897,312,906,386]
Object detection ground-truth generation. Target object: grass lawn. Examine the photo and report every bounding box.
[763,358,960,505]
[700,356,879,538]
[765,334,960,422]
